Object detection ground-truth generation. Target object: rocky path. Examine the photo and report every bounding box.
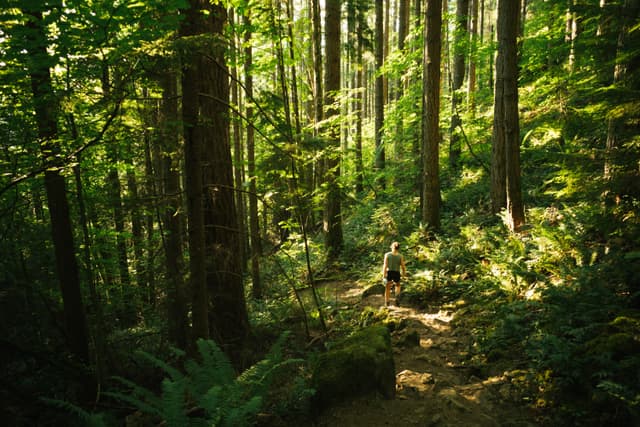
[313,281,537,427]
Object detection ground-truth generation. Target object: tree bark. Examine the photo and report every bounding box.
[24,9,90,363]
[243,12,262,300]
[229,9,248,272]
[497,0,525,231]
[355,10,365,194]
[604,0,639,180]
[449,0,469,170]
[422,0,443,230]
[181,0,250,360]
[375,0,386,181]
[180,0,210,344]
[324,0,343,259]
[159,70,188,350]
[467,0,478,114]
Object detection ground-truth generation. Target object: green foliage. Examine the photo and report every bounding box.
[40,398,109,427]
[106,333,305,427]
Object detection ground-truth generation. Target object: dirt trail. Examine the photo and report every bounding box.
[313,281,537,427]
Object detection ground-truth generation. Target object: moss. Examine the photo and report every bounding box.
[310,325,395,412]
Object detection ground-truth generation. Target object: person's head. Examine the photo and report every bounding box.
[390,241,400,251]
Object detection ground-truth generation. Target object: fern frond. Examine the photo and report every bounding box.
[137,350,184,382]
[185,339,235,397]
[40,398,107,427]
[221,395,263,427]
[160,378,190,427]
[105,376,163,417]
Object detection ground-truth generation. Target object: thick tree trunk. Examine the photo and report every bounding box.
[180,0,210,344]
[491,23,506,214]
[497,0,525,231]
[181,1,250,361]
[422,0,443,230]
[24,9,90,363]
[324,0,343,259]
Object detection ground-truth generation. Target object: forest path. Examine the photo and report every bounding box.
[312,280,537,427]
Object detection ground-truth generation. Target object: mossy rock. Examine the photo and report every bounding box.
[310,325,395,412]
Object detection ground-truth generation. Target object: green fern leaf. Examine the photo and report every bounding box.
[40,398,108,427]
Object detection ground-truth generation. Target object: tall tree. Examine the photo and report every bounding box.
[493,0,524,231]
[180,0,251,358]
[158,69,188,350]
[375,0,386,181]
[230,9,248,271]
[180,0,210,343]
[355,3,367,193]
[324,0,343,258]
[243,11,262,299]
[422,0,443,229]
[201,4,250,357]
[604,0,640,181]
[467,0,479,113]
[22,7,90,363]
[449,0,469,170]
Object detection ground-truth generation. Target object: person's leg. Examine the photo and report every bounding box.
[395,282,401,296]
[385,281,391,305]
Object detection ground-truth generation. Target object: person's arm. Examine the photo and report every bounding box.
[382,253,388,279]
[401,256,407,276]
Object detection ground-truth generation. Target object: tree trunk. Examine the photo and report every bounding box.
[201,4,250,361]
[24,9,90,363]
[229,9,248,271]
[422,0,443,230]
[355,10,365,194]
[375,0,386,181]
[244,12,262,300]
[159,70,189,350]
[491,20,506,214]
[324,0,343,259]
[312,0,324,129]
[449,0,469,170]
[126,167,145,302]
[180,0,210,344]
[500,0,525,231]
[467,0,478,113]
[604,0,639,180]
[102,63,134,325]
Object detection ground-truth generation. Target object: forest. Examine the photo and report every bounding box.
[1,0,639,425]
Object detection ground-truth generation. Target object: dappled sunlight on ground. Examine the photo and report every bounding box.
[314,280,537,427]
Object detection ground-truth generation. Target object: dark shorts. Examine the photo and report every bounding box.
[386,270,401,283]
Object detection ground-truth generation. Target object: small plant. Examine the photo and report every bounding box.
[106,332,305,427]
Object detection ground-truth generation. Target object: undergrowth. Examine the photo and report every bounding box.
[101,332,310,427]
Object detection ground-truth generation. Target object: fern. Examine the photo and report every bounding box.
[105,376,163,418]
[40,398,108,427]
[161,378,189,427]
[107,332,304,426]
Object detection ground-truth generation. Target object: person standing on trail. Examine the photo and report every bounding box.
[382,241,406,306]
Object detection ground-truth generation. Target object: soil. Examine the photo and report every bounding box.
[311,280,538,427]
